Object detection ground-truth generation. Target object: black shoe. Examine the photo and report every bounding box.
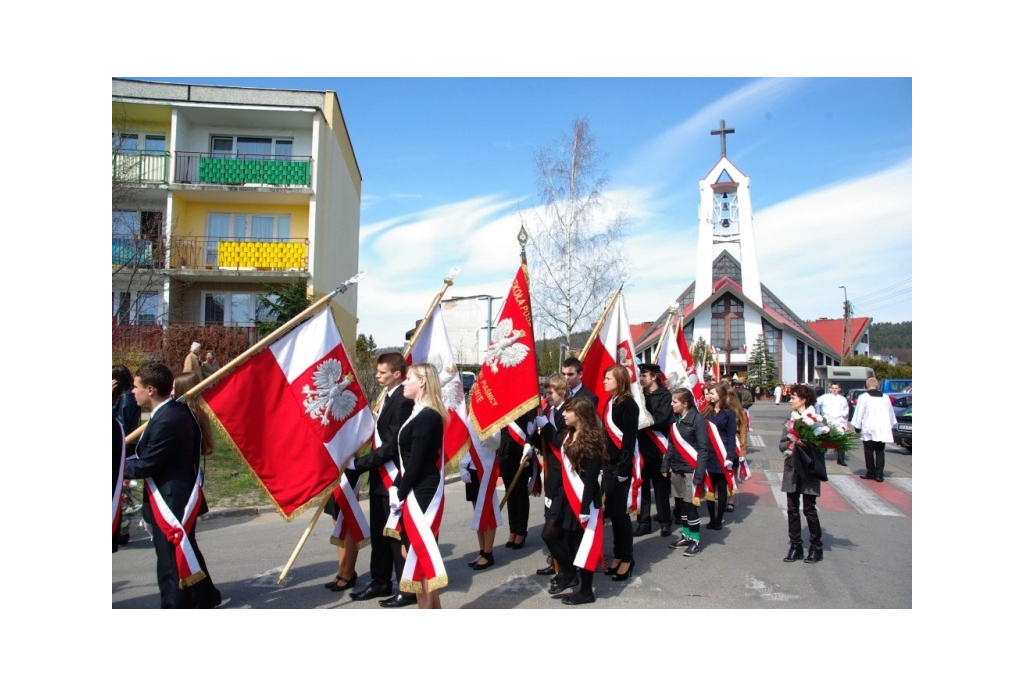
[681,542,701,557]
[660,524,672,537]
[328,572,358,592]
[379,592,417,608]
[837,458,848,466]
[670,535,695,549]
[561,591,596,605]
[324,574,344,589]
[350,581,393,601]
[784,544,804,562]
[876,476,884,482]
[508,533,527,550]
[633,523,652,537]
[860,473,876,480]
[611,561,634,581]
[707,520,723,530]
[535,562,557,576]
[547,572,580,595]
[469,552,494,571]
[805,546,824,564]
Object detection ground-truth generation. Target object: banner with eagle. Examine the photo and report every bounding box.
[469,262,540,441]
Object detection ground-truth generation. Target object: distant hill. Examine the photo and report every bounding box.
[870,321,911,363]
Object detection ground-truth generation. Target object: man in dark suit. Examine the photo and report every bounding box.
[126,362,220,609]
[562,356,598,403]
[349,352,417,608]
[635,363,674,537]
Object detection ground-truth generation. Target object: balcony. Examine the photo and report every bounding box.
[113,235,165,269]
[170,236,309,271]
[174,152,312,187]
[112,151,170,184]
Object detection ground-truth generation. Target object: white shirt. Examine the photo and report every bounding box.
[817,393,849,426]
[850,392,896,442]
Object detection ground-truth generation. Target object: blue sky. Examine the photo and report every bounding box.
[140,77,911,348]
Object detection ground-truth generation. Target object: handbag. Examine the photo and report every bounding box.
[793,444,828,481]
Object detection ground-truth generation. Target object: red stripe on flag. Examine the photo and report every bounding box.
[204,348,339,517]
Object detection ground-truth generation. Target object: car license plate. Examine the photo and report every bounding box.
[897,423,911,432]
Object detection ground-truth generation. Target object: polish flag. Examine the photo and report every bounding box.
[203,308,374,520]
[580,292,652,429]
[469,262,540,441]
[409,304,470,465]
[657,316,706,412]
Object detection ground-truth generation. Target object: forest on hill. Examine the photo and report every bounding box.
[869,321,911,363]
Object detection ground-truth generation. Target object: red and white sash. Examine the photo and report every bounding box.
[144,475,207,588]
[507,420,542,497]
[604,400,643,513]
[470,441,502,532]
[329,472,370,548]
[559,450,604,571]
[642,428,669,456]
[668,423,713,500]
[706,421,736,495]
[113,423,125,535]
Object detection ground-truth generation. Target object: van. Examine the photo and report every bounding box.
[880,378,912,394]
[813,365,875,394]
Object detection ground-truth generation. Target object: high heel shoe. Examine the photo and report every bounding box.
[328,572,358,592]
[604,559,621,576]
[470,552,495,570]
[611,561,633,581]
[509,533,527,550]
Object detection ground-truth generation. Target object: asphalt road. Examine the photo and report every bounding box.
[112,399,912,609]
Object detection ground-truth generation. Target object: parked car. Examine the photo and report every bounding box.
[846,388,903,418]
[893,399,912,452]
[461,372,476,397]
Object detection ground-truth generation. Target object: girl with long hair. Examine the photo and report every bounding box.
[393,363,450,608]
[724,387,748,513]
[664,388,711,555]
[112,364,141,437]
[549,396,606,605]
[601,364,639,581]
[701,381,737,530]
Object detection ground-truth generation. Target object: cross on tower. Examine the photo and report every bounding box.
[710,119,735,158]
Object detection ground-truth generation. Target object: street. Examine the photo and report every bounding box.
[112,399,912,609]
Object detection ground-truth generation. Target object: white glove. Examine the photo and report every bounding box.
[725,460,733,470]
[544,497,552,509]
[526,420,536,436]
[459,467,472,484]
[345,458,357,471]
[535,414,549,431]
[739,456,746,463]
[522,443,534,458]
[578,513,591,525]
[617,475,629,483]
[458,454,472,470]
[388,486,401,514]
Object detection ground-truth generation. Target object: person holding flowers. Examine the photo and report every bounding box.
[778,384,852,564]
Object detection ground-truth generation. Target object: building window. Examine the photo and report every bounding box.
[211,136,294,159]
[112,291,161,326]
[203,291,278,327]
[710,295,744,352]
[712,253,742,286]
[796,341,805,383]
[206,213,292,265]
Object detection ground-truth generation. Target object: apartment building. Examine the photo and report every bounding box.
[111,78,362,353]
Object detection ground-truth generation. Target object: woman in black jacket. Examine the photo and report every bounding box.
[702,382,737,531]
[601,364,639,581]
[778,384,826,563]
[112,364,141,439]
[663,388,711,556]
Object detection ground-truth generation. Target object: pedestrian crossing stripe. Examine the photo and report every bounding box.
[756,472,910,517]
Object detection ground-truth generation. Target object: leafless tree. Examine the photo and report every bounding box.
[521,117,630,348]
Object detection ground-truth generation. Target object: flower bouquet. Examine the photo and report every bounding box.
[786,412,855,454]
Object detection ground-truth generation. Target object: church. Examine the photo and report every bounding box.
[634,121,851,385]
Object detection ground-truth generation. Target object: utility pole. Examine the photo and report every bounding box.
[839,285,850,360]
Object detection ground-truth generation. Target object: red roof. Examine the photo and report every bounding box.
[630,323,651,347]
[805,317,871,358]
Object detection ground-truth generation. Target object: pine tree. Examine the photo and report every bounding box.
[746,334,777,389]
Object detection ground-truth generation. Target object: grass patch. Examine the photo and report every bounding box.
[201,423,272,510]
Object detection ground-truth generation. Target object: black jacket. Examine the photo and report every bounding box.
[663,407,712,484]
[603,396,639,479]
[353,387,415,496]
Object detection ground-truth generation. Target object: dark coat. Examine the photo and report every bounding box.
[638,386,673,475]
[395,407,444,508]
[532,403,566,519]
[778,422,824,496]
[663,407,711,484]
[603,395,639,480]
[126,399,203,524]
[352,387,415,496]
[704,408,737,474]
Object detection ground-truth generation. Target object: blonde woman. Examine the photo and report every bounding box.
[391,363,450,609]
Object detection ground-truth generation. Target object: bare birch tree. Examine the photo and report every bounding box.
[522,117,629,349]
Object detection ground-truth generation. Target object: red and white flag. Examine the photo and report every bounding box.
[579,292,652,428]
[656,314,706,412]
[409,304,471,465]
[469,262,540,441]
[203,308,374,520]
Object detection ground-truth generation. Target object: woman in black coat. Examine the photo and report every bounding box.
[702,382,737,530]
[601,364,639,581]
[778,384,826,563]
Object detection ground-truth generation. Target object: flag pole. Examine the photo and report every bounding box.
[578,283,623,360]
[651,302,679,364]
[499,449,532,510]
[123,272,367,445]
[277,492,331,585]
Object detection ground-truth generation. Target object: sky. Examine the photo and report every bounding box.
[134,77,911,348]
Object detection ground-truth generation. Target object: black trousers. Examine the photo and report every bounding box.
[544,522,575,576]
[603,471,633,562]
[637,461,671,526]
[152,525,219,608]
[786,493,822,548]
[499,453,530,536]
[705,472,729,525]
[863,440,886,478]
[368,492,404,585]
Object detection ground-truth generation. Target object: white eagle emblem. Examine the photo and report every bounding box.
[302,358,358,426]
[429,354,463,410]
[482,318,530,374]
[666,371,682,390]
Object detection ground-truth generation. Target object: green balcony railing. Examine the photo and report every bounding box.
[174,152,312,187]
[112,151,170,184]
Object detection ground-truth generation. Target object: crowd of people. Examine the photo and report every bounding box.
[114,343,896,609]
